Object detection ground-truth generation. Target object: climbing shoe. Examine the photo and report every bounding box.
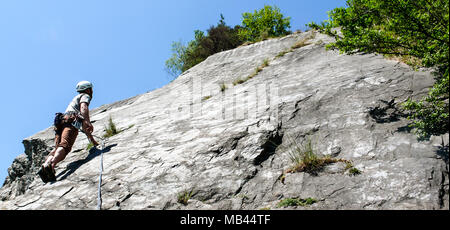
[44,165,56,182]
[37,165,49,183]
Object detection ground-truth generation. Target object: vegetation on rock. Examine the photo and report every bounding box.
[309,0,449,139]
[165,5,292,77]
[277,197,317,208]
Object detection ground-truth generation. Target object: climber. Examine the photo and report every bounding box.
[38,81,99,183]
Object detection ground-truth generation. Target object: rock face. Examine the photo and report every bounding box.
[1,31,448,210]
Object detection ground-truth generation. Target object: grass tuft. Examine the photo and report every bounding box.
[219,82,228,92]
[233,58,271,85]
[286,138,332,174]
[262,58,270,68]
[276,50,290,58]
[202,95,212,101]
[274,32,317,60]
[277,197,317,208]
[348,167,362,176]
[103,116,121,138]
[177,189,195,205]
[285,137,356,175]
[291,39,311,49]
[233,78,246,86]
[86,142,94,151]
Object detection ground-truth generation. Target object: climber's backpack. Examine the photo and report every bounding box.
[53,112,65,134]
[53,113,64,129]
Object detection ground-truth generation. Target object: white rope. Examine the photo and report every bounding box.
[96,138,105,210]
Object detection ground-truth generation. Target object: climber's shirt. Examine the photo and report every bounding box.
[65,93,91,115]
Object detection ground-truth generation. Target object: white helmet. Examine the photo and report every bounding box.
[76,81,93,92]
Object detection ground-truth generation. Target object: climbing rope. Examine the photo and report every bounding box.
[85,133,106,210]
[97,138,105,210]
[95,136,106,210]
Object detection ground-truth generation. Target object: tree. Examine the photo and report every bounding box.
[183,30,207,72]
[165,40,187,78]
[309,0,449,139]
[165,15,244,77]
[200,22,243,55]
[238,5,291,42]
[164,30,206,78]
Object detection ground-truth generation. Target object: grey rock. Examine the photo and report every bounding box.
[330,146,342,157]
[0,31,448,210]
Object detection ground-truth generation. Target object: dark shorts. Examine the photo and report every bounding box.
[55,125,79,154]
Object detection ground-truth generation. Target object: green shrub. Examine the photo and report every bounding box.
[201,15,243,54]
[343,161,362,176]
[103,116,120,138]
[165,15,244,77]
[277,197,317,208]
[348,167,362,176]
[165,40,188,77]
[238,5,291,42]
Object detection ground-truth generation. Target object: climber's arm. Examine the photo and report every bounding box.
[80,102,99,146]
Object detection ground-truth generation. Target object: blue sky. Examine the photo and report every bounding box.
[0,0,347,183]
